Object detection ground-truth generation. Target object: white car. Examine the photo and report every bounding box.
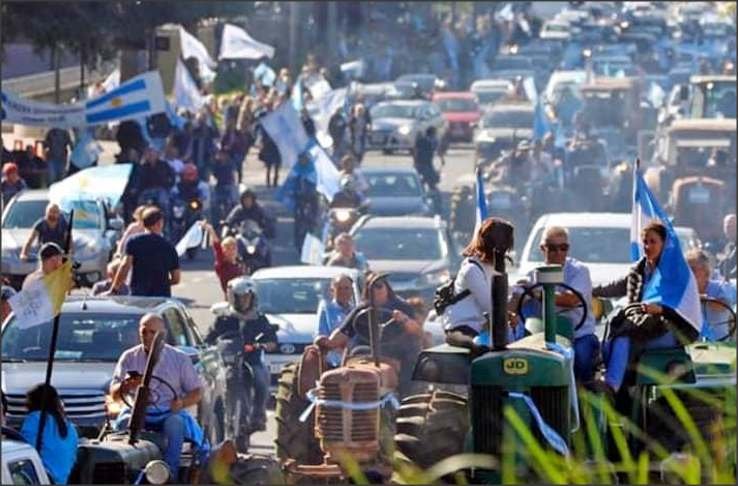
[540,19,574,41]
[250,265,362,389]
[513,212,702,288]
[470,79,513,109]
[2,434,50,485]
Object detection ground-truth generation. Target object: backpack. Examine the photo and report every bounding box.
[433,258,484,315]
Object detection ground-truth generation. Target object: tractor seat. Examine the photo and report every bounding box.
[634,347,696,385]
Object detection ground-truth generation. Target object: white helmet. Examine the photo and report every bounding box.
[226,276,257,315]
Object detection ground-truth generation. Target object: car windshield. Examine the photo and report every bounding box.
[366,173,423,198]
[476,91,507,104]
[2,199,102,230]
[255,278,336,314]
[371,104,417,119]
[493,58,531,70]
[703,83,737,118]
[482,110,533,128]
[526,226,695,264]
[1,313,140,362]
[354,227,444,260]
[397,75,435,91]
[436,98,478,112]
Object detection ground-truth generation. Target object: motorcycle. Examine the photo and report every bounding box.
[222,219,272,274]
[325,204,365,250]
[171,196,204,260]
[211,185,237,233]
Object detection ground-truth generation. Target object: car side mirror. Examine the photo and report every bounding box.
[679,85,689,101]
[107,218,124,231]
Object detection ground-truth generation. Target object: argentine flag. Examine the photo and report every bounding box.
[85,71,166,125]
[533,100,551,142]
[630,164,701,334]
[474,166,488,234]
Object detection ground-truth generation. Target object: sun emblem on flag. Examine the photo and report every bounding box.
[110,97,123,107]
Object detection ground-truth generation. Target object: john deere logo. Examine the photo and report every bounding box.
[503,358,528,375]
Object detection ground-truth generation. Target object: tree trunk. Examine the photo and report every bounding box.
[54,45,61,104]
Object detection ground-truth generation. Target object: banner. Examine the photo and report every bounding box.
[48,163,133,208]
[260,102,310,170]
[219,23,275,60]
[1,71,166,128]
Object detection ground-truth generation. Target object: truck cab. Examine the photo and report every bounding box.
[1,432,50,485]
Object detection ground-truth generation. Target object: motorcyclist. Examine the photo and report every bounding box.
[171,164,210,216]
[211,148,239,221]
[204,277,277,432]
[224,187,274,238]
[331,175,365,209]
[133,146,176,218]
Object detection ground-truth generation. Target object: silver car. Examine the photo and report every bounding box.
[1,190,123,289]
[368,100,447,153]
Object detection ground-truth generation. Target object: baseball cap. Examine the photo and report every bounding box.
[39,242,63,261]
[1,285,15,301]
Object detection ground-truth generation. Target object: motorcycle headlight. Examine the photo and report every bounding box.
[246,245,257,254]
[422,269,451,286]
[173,206,185,218]
[189,199,201,211]
[334,209,353,223]
[398,125,412,136]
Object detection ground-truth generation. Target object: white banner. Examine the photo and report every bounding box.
[260,102,310,170]
[300,232,325,266]
[175,222,204,257]
[219,23,275,60]
[1,71,166,128]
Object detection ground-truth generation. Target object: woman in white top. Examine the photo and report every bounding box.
[444,217,513,348]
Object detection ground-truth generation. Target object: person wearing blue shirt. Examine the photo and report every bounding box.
[20,384,79,484]
[687,249,737,341]
[315,274,355,367]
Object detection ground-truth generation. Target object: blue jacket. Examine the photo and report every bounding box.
[20,411,79,484]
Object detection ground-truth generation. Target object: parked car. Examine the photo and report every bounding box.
[1,433,50,485]
[250,266,362,389]
[367,100,447,153]
[474,102,534,162]
[432,91,481,142]
[1,296,229,443]
[512,212,702,287]
[363,167,433,216]
[1,190,124,289]
[350,215,456,302]
[470,79,514,109]
[540,19,575,40]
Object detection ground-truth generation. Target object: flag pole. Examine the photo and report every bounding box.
[35,210,74,453]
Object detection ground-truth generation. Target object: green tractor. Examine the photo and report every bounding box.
[394,258,737,483]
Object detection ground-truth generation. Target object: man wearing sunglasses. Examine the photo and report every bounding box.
[511,226,599,383]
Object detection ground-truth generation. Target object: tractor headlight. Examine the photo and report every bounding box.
[144,460,171,485]
[246,245,257,255]
[398,125,412,136]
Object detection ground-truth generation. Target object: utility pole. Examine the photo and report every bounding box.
[53,46,61,104]
[289,1,300,73]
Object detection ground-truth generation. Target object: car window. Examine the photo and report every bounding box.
[354,227,444,260]
[1,313,140,362]
[2,200,48,228]
[436,98,478,112]
[366,174,423,198]
[8,458,42,485]
[482,110,533,129]
[255,278,337,315]
[476,90,507,105]
[162,308,189,347]
[2,199,102,230]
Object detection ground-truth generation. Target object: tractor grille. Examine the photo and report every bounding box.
[471,385,504,456]
[92,463,127,484]
[317,376,380,443]
[530,386,569,445]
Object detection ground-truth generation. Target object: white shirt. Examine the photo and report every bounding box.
[442,257,499,334]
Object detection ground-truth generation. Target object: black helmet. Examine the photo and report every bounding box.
[239,186,256,203]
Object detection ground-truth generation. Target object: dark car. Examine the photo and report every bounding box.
[363,167,433,216]
[1,296,229,443]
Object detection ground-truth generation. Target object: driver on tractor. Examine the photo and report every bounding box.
[109,313,204,480]
[315,273,423,396]
[509,226,600,383]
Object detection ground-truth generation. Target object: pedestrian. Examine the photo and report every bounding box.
[221,118,249,184]
[109,207,180,297]
[315,274,356,367]
[20,203,69,260]
[190,111,219,182]
[91,258,130,296]
[686,248,736,341]
[1,285,16,322]
[338,154,370,194]
[413,126,440,191]
[115,120,147,162]
[20,384,79,484]
[22,242,65,290]
[163,141,185,179]
[328,107,348,159]
[115,205,148,258]
[717,213,736,280]
[133,147,176,220]
[348,103,370,163]
[201,222,245,296]
[256,102,282,187]
[1,162,27,205]
[43,127,73,183]
[326,232,369,271]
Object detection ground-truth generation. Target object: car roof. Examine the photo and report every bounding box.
[2,438,33,455]
[251,265,361,280]
[373,99,428,108]
[356,215,442,230]
[530,213,696,234]
[362,167,419,175]
[9,189,50,202]
[689,74,736,85]
[54,295,176,314]
[433,91,475,99]
[471,79,513,90]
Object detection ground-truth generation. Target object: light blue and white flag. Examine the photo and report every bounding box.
[49,163,133,208]
[1,71,166,128]
[174,58,207,113]
[301,232,325,266]
[253,62,276,87]
[474,167,488,234]
[523,76,537,104]
[307,87,348,145]
[178,26,217,83]
[175,222,205,257]
[308,141,341,202]
[340,59,366,79]
[260,102,310,170]
[69,129,102,170]
[630,164,701,334]
[533,100,551,141]
[219,23,275,60]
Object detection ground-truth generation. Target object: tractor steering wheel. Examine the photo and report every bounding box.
[516,282,589,332]
[351,307,406,346]
[700,296,737,342]
[120,375,179,413]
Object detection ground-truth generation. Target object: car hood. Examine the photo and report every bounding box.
[367,196,428,216]
[443,112,481,123]
[476,128,533,142]
[2,361,115,394]
[372,118,415,130]
[2,228,100,252]
[265,313,317,344]
[512,262,630,288]
[367,259,447,275]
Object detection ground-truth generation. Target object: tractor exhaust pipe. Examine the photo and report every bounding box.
[485,218,515,351]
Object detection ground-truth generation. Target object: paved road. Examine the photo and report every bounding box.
[171,144,477,453]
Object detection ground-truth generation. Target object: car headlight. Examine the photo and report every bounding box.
[422,269,451,286]
[397,125,412,136]
[334,209,353,223]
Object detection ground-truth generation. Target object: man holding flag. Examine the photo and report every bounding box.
[593,163,701,396]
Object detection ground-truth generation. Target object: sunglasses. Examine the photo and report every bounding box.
[371,280,386,290]
[543,243,570,252]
